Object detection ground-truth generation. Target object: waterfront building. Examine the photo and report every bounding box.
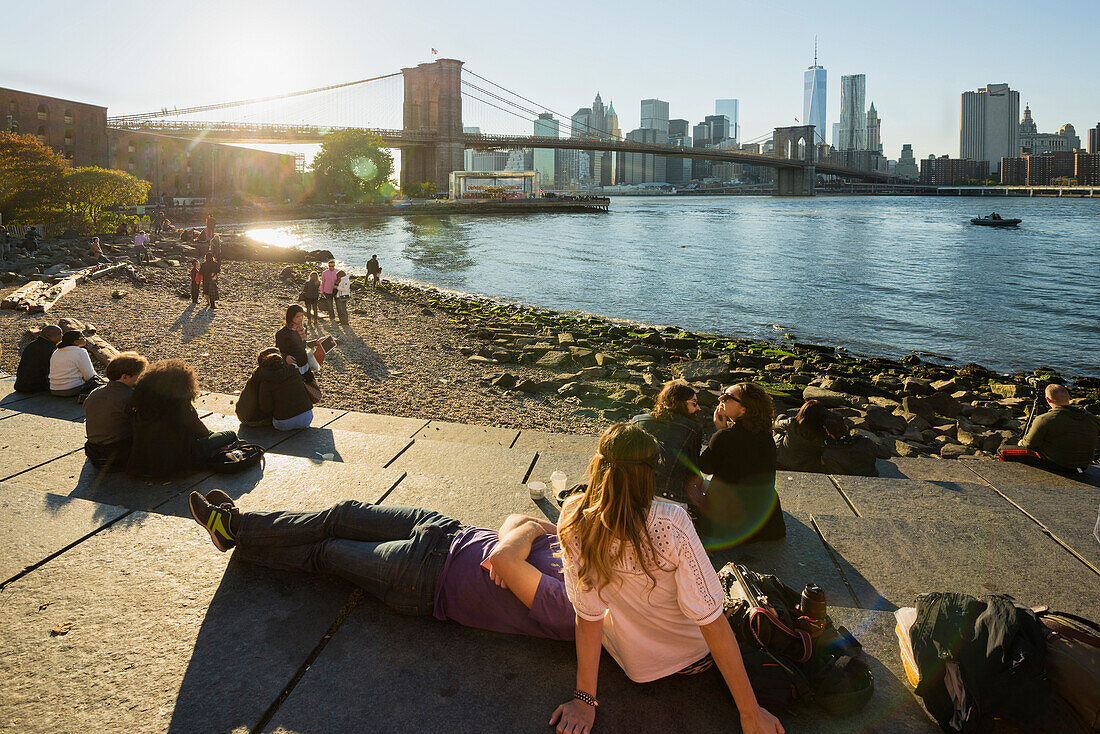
[469,150,510,172]
[831,122,841,149]
[1089,124,1100,154]
[666,126,692,185]
[669,119,690,138]
[960,83,1019,173]
[895,144,919,179]
[836,74,866,152]
[1025,151,1076,185]
[504,149,532,172]
[866,103,882,154]
[919,155,990,186]
[802,49,826,146]
[533,113,558,187]
[1059,124,1080,151]
[1075,152,1100,185]
[1000,156,1027,185]
[107,129,297,201]
[462,126,481,171]
[716,99,740,144]
[2,86,107,166]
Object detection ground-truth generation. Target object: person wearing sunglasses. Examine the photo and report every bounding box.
[696,383,786,547]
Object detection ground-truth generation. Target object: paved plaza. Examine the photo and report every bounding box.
[0,377,1097,733]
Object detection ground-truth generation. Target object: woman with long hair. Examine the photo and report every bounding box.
[128,359,237,477]
[551,422,783,734]
[773,399,830,472]
[275,304,318,383]
[631,379,704,508]
[697,382,786,547]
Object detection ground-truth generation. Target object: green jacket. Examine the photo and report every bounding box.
[1020,406,1100,470]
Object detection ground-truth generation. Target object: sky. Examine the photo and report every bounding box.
[3,0,1098,161]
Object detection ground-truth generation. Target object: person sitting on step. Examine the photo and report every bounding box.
[14,325,62,393]
[49,330,106,399]
[999,384,1100,476]
[186,492,575,641]
[83,352,148,470]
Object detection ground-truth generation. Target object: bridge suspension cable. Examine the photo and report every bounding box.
[108,71,403,124]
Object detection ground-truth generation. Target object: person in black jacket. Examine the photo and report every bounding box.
[274,305,316,385]
[256,352,314,430]
[697,382,786,547]
[631,379,704,507]
[773,399,829,472]
[236,347,282,426]
[127,359,237,477]
[14,325,63,392]
[199,252,220,309]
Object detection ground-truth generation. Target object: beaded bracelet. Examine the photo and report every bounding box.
[573,689,599,708]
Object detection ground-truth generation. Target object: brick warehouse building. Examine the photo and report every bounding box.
[2,87,108,166]
[107,129,299,201]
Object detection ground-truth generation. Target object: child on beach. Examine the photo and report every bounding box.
[299,271,321,325]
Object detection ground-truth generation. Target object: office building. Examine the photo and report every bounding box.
[621,128,665,184]
[669,119,690,138]
[866,103,882,154]
[667,123,692,184]
[462,127,481,171]
[999,156,1027,185]
[715,99,740,144]
[895,144,919,179]
[640,99,670,138]
[469,150,510,172]
[533,113,558,187]
[1075,152,1100,184]
[836,74,866,152]
[802,48,826,146]
[960,83,1019,173]
[1089,123,1100,154]
[919,155,990,186]
[1018,106,1081,155]
[2,87,108,166]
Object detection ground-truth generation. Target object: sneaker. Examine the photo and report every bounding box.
[204,489,236,510]
[188,491,238,552]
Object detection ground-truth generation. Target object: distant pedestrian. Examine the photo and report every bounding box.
[199,252,220,309]
[188,260,202,304]
[209,235,222,262]
[334,269,351,324]
[89,237,110,263]
[366,254,382,286]
[0,224,8,260]
[204,214,216,242]
[133,230,151,263]
[319,260,338,319]
[299,271,321,325]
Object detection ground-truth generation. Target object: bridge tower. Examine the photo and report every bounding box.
[401,58,464,194]
[772,125,816,196]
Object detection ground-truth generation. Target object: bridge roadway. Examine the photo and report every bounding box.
[107,120,894,183]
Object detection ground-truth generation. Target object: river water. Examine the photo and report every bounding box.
[244,196,1100,378]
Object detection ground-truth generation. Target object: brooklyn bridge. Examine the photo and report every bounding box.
[107,58,898,196]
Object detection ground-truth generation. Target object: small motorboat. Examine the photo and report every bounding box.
[971,216,1021,227]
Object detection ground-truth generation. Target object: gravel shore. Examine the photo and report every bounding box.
[0,260,606,434]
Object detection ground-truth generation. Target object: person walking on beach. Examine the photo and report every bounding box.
[199,252,220,309]
[204,214,216,242]
[334,269,351,324]
[366,254,382,286]
[132,230,151,263]
[299,271,321,325]
[188,260,202,304]
[319,260,339,320]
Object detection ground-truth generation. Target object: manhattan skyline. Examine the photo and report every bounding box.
[2,0,1097,160]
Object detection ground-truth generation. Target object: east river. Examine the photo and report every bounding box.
[245,196,1100,378]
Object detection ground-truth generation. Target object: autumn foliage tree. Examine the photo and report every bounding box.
[63,167,150,231]
[0,132,65,222]
[311,130,394,202]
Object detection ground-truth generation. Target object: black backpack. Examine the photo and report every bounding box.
[719,562,874,715]
[206,441,265,473]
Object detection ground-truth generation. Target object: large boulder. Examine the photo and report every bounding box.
[902,396,935,421]
[968,405,1003,427]
[536,351,573,369]
[990,383,1033,399]
[925,392,964,418]
[676,357,731,382]
[863,406,907,433]
[802,386,853,408]
[902,378,934,396]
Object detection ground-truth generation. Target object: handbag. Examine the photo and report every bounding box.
[304,380,322,404]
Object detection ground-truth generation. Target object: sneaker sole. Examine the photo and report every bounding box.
[188,492,231,552]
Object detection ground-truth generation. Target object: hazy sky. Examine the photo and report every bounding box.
[4,0,1097,160]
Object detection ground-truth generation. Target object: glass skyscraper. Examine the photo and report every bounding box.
[803,65,826,146]
[715,99,739,144]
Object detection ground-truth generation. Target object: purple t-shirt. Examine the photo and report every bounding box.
[433,527,575,641]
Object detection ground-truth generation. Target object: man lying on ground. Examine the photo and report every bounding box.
[187,492,575,640]
[1000,383,1100,476]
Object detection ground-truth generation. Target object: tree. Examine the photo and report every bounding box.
[0,132,66,222]
[311,130,394,202]
[402,181,436,199]
[63,167,151,232]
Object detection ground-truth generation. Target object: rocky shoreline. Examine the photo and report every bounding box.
[294,265,1100,462]
[4,230,1098,462]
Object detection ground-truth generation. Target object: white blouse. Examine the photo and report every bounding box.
[559,498,725,682]
[49,346,96,391]
[336,275,351,297]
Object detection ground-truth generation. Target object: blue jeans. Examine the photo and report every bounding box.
[272,410,313,431]
[235,501,463,616]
